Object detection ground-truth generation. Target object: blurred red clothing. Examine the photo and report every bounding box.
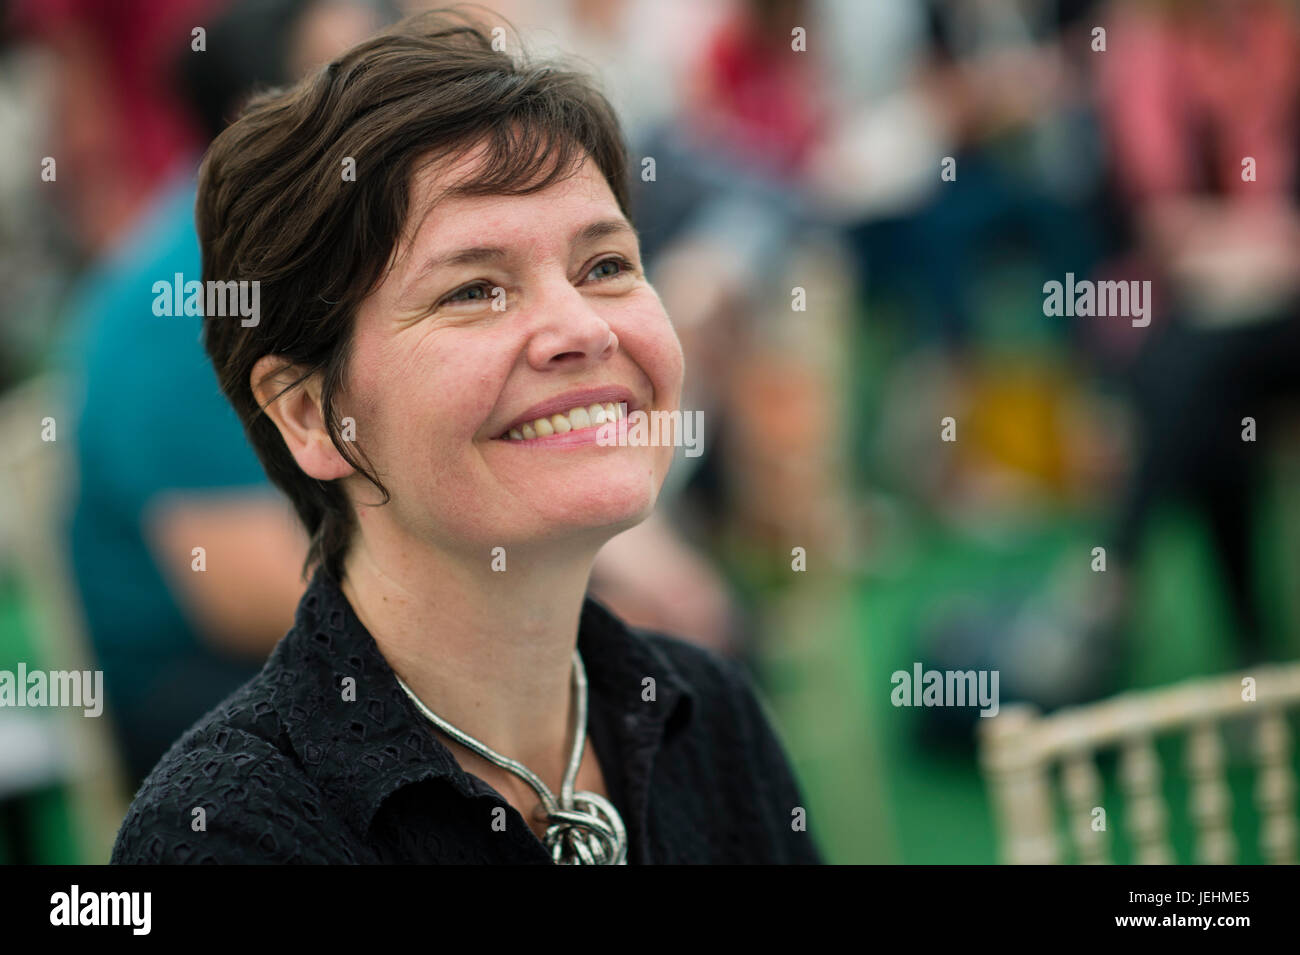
[688,2,827,182]
[12,0,224,252]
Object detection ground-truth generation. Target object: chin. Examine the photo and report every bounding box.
[526,477,659,546]
[568,487,657,534]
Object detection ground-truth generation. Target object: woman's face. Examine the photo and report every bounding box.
[339,146,684,559]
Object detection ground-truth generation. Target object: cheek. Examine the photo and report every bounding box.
[341,332,469,486]
[370,328,509,432]
[619,301,685,403]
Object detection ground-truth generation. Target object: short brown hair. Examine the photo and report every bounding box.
[198,7,631,580]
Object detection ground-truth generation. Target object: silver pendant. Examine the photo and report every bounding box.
[396,650,628,865]
[545,790,628,864]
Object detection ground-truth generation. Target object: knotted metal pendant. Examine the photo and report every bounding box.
[396,649,628,865]
[545,790,627,864]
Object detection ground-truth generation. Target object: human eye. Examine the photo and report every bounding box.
[584,256,637,283]
[438,281,495,306]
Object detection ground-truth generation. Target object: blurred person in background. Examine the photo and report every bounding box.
[35,0,382,788]
[1,0,225,396]
[803,0,1138,724]
[823,0,1105,356]
[585,0,863,575]
[9,0,219,257]
[1089,0,1300,667]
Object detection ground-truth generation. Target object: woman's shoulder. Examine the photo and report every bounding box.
[630,627,745,694]
[581,593,737,679]
[619,622,826,863]
[616,620,776,732]
[109,670,354,864]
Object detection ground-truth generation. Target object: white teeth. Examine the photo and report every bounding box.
[500,399,632,439]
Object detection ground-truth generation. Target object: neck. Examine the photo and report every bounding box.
[339,520,603,788]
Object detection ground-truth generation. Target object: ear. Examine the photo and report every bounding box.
[250,355,356,481]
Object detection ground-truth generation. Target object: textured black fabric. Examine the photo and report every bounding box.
[111,566,824,864]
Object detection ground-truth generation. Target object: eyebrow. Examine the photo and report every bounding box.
[403,217,639,295]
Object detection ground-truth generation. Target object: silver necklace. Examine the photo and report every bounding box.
[394,649,627,865]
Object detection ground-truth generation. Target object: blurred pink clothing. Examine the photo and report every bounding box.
[1098,0,1300,202]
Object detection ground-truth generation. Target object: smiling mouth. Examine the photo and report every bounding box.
[495,401,628,440]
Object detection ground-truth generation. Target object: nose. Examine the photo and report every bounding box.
[524,280,619,371]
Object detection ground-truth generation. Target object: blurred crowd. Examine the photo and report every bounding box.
[0,0,1298,852]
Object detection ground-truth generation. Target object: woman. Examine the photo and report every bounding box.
[111,9,822,865]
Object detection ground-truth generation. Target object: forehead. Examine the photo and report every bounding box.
[399,142,620,258]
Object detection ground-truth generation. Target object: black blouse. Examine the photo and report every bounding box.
[110,566,825,864]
